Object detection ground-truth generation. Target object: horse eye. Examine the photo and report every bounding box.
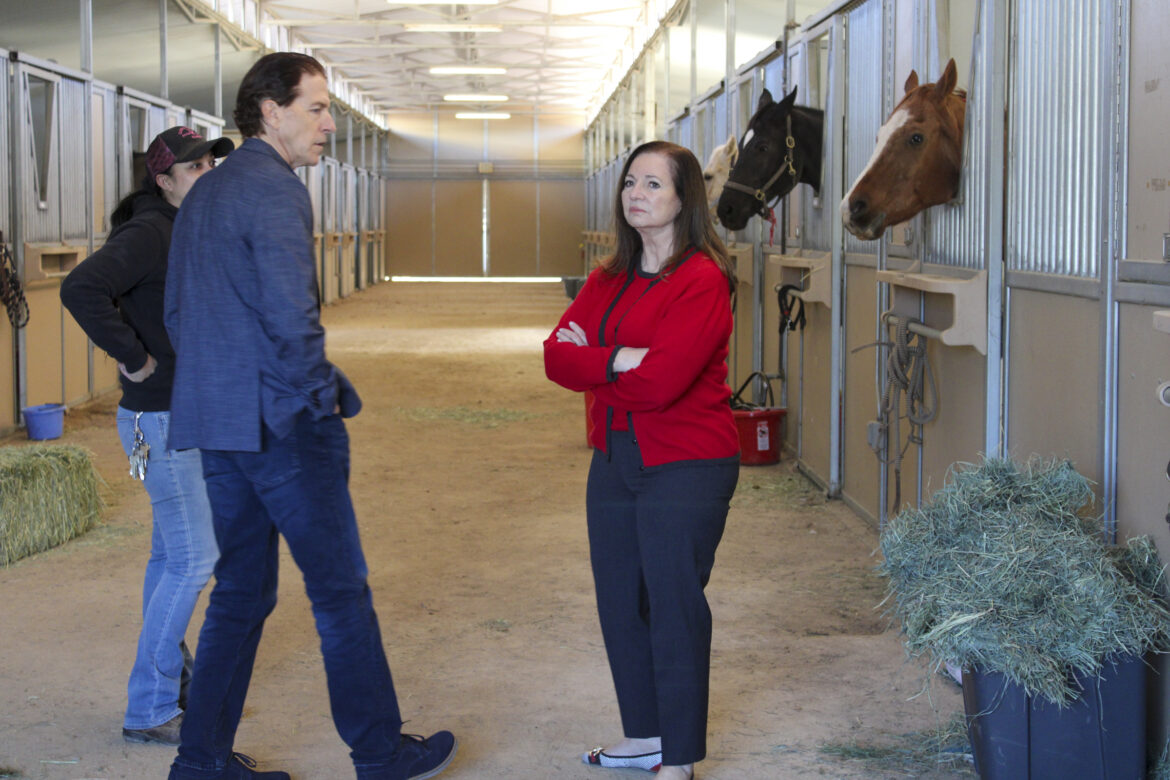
[703,173,712,181]
[909,133,925,146]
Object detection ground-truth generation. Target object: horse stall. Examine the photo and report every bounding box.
[339,162,359,297]
[8,53,94,422]
[87,79,123,400]
[357,168,372,290]
[115,86,171,200]
[0,46,14,433]
[297,159,327,303]
[320,157,342,304]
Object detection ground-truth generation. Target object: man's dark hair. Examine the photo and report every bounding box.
[234,52,326,138]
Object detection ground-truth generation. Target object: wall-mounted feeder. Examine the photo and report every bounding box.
[770,250,831,307]
[876,268,988,354]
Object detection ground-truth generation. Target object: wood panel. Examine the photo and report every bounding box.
[842,265,880,522]
[434,181,483,276]
[63,306,90,404]
[386,180,433,275]
[538,181,585,276]
[488,181,537,276]
[24,284,63,406]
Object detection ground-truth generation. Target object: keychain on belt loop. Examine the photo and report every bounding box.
[129,412,150,481]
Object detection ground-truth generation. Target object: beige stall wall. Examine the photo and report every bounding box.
[1006,289,1102,487]
[842,264,880,521]
[799,296,833,489]
[1116,302,1170,544]
[1,309,13,431]
[24,284,65,407]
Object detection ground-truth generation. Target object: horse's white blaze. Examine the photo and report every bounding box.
[841,107,910,211]
[742,128,755,146]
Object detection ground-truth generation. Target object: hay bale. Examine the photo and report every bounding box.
[879,456,1170,706]
[0,444,103,565]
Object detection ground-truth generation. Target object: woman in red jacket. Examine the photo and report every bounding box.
[544,141,740,780]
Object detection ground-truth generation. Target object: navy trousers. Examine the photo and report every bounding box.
[586,431,739,765]
[170,412,403,779]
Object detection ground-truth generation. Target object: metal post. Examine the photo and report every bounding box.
[827,15,846,498]
[214,24,222,118]
[80,0,93,73]
[983,0,1008,463]
[159,0,168,99]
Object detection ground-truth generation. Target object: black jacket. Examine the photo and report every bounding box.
[61,193,178,412]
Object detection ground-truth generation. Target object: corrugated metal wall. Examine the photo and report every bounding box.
[842,0,884,258]
[18,65,62,243]
[0,52,9,242]
[93,83,119,240]
[924,1,989,271]
[1006,0,1110,278]
[799,33,835,253]
[60,78,89,241]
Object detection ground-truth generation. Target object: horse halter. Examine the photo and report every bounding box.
[722,112,797,218]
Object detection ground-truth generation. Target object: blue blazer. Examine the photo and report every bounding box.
[164,138,360,452]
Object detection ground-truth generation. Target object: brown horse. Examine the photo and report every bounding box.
[841,58,965,240]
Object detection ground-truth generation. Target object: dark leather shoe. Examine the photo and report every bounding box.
[358,731,457,780]
[122,713,182,745]
[168,753,291,780]
[224,753,291,779]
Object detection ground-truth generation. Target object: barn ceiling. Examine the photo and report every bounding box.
[266,0,660,117]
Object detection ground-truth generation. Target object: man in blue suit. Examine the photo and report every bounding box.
[164,52,457,780]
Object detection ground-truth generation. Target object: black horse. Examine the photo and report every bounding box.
[716,87,824,232]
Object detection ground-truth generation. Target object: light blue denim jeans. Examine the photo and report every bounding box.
[116,406,218,730]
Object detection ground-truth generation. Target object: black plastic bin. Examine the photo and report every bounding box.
[962,655,1145,780]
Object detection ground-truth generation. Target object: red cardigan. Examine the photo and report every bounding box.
[544,250,739,467]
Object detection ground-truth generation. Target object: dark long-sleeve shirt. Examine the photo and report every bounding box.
[60,194,178,412]
[165,137,359,452]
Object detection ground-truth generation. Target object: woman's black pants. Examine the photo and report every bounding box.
[586,430,739,765]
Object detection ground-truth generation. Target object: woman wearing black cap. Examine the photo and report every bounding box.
[61,126,233,746]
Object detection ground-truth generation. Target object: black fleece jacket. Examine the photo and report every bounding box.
[60,193,178,412]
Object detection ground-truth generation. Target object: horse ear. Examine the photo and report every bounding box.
[934,58,958,97]
[904,69,919,94]
[757,88,774,112]
[724,135,739,164]
[779,88,797,110]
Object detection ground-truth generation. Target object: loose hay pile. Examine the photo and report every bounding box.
[879,456,1170,706]
[0,444,103,565]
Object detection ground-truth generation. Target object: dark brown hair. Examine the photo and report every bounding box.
[233,52,326,138]
[605,140,735,288]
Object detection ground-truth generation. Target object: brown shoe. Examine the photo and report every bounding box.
[123,713,182,745]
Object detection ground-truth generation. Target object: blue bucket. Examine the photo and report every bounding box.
[22,403,65,440]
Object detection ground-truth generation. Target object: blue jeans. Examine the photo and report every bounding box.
[586,431,739,766]
[116,407,218,730]
[171,412,403,779]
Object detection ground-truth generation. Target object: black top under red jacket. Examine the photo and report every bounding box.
[60,193,177,412]
[544,249,739,467]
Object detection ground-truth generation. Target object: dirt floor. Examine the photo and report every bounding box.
[0,281,967,779]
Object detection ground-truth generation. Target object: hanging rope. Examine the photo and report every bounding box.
[0,231,30,329]
[852,316,938,513]
[881,318,937,512]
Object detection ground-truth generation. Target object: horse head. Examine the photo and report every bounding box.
[703,135,739,218]
[841,58,965,241]
[717,87,823,232]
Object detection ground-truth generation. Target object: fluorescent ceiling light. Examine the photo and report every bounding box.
[403,23,502,32]
[390,0,497,4]
[455,112,511,120]
[444,93,508,102]
[429,66,507,75]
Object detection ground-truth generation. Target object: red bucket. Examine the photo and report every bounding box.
[733,407,786,465]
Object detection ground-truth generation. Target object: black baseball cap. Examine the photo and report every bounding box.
[145,126,234,179]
